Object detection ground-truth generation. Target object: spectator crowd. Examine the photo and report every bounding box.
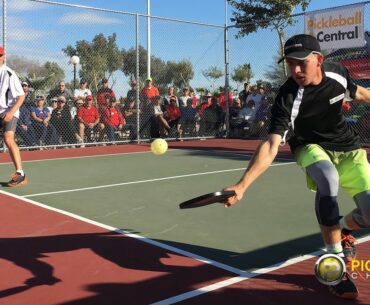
[15,77,370,149]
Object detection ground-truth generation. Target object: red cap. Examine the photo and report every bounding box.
[0,47,5,56]
[85,95,93,101]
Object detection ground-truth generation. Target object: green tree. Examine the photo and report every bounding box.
[264,52,289,88]
[7,55,64,92]
[202,66,224,90]
[231,63,253,90]
[63,33,122,93]
[228,0,311,77]
[166,59,194,90]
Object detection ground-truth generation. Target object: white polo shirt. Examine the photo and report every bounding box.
[0,64,24,118]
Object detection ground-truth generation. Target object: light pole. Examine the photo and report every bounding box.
[70,55,80,91]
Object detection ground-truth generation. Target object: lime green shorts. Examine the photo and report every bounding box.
[295,144,370,198]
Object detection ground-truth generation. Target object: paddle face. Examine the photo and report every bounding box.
[179,190,236,209]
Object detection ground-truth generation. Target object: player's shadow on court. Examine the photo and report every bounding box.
[0,231,228,300]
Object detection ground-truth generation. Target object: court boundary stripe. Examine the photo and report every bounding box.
[152,235,370,304]
[22,162,295,198]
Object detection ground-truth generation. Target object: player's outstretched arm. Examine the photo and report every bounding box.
[224,133,282,207]
[354,86,370,104]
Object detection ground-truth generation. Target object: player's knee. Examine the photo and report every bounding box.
[307,161,339,196]
[316,196,340,226]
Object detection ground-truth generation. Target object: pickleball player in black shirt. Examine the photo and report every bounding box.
[224,34,370,300]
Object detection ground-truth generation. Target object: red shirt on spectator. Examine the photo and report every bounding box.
[219,91,233,112]
[166,104,181,122]
[141,86,159,100]
[97,89,115,106]
[102,105,125,127]
[78,104,100,124]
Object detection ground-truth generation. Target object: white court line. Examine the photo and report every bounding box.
[0,149,153,165]
[22,162,295,198]
[151,234,370,305]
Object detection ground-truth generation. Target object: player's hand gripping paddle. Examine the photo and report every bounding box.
[179,190,236,209]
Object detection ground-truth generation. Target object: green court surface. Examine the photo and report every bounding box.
[0,149,360,271]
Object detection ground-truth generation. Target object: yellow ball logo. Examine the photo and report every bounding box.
[151,138,168,155]
[314,254,346,285]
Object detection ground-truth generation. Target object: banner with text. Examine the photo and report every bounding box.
[305,5,365,50]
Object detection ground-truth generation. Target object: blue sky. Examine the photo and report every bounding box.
[3,0,370,95]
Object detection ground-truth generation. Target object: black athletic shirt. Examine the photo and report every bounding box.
[269,62,360,153]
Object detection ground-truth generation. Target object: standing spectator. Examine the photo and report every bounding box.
[102,96,125,142]
[31,95,57,146]
[50,96,77,144]
[74,78,92,101]
[126,79,138,103]
[239,82,251,107]
[0,46,28,186]
[47,81,73,107]
[97,78,115,107]
[141,77,159,102]
[77,95,104,143]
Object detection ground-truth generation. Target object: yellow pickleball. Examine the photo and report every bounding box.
[151,138,168,155]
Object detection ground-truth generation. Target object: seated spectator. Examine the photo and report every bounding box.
[74,78,92,101]
[50,96,77,144]
[180,98,198,137]
[165,96,181,137]
[200,96,223,136]
[122,98,139,141]
[126,79,138,103]
[163,86,178,107]
[152,95,171,138]
[31,95,57,146]
[219,89,233,113]
[198,93,212,117]
[229,98,255,137]
[102,96,125,142]
[77,95,104,143]
[97,78,115,107]
[249,96,272,138]
[17,98,36,147]
[245,84,262,109]
[178,87,191,108]
[47,97,58,114]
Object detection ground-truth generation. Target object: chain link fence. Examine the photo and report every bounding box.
[0,0,369,151]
